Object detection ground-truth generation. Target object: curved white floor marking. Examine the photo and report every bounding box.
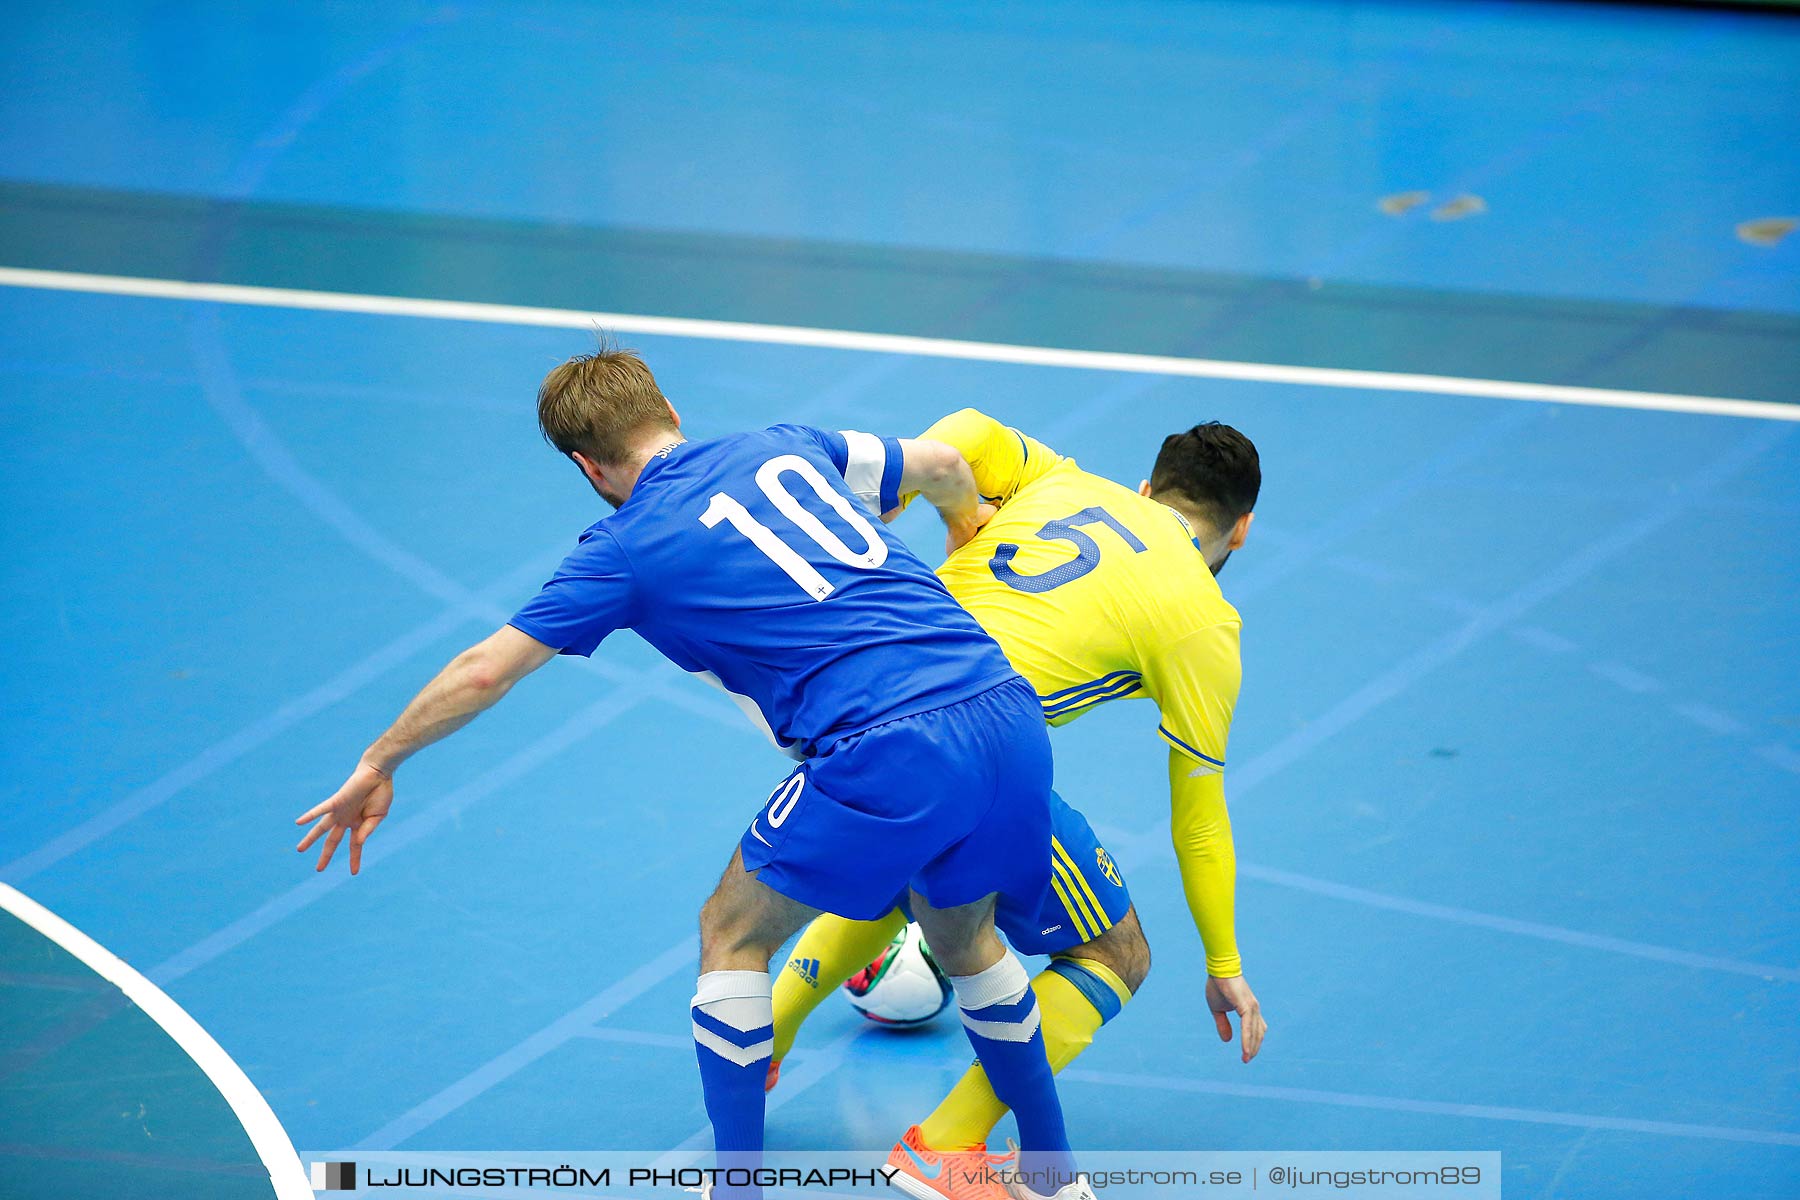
[0,882,311,1200]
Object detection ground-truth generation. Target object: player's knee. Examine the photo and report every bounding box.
[1112,932,1150,994]
[1087,909,1150,994]
[920,923,1004,979]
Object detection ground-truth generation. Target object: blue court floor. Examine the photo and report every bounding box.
[1,3,1797,1199]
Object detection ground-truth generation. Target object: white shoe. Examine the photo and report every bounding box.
[1007,1182,1096,1200]
[998,1145,1095,1200]
[1024,1182,1096,1200]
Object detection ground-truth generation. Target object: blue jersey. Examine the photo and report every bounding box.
[508,424,1020,757]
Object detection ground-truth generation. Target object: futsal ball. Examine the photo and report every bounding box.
[842,922,953,1027]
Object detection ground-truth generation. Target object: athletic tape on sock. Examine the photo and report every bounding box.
[950,953,1032,1010]
[693,969,774,1006]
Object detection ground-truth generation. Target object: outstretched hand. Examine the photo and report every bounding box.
[295,762,393,875]
[1206,973,1267,1063]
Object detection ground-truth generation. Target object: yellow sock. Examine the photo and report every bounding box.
[918,956,1132,1151]
[770,909,907,1062]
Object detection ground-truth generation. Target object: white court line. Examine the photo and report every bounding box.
[3,266,1797,423]
[1064,1068,1800,1148]
[0,882,312,1200]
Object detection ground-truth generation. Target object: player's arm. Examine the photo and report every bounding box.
[295,625,557,874]
[1147,621,1267,1061]
[365,625,556,773]
[1168,754,1263,1061]
[784,423,987,550]
[1169,754,1241,978]
[782,423,977,545]
[895,437,988,552]
[893,408,1062,516]
[296,529,629,878]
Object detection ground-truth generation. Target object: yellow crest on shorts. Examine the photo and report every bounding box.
[1095,846,1122,887]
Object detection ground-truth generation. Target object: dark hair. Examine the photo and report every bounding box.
[536,341,677,464]
[1149,422,1260,528]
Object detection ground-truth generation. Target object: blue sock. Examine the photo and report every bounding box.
[692,970,773,1200]
[951,953,1077,1192]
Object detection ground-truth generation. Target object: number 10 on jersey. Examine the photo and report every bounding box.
[701,454,889,600]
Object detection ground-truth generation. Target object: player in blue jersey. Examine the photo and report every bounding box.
[295,346,1092,1200]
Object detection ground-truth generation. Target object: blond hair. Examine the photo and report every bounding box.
[536,343,677,464]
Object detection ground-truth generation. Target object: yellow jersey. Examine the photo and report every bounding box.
[924,408,1241,769]
[911,408,1246,976]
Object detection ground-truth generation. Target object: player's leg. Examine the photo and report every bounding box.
[694,846,819,1198]
[768,908,907,1072]
[921,909,1147,1151]
[902,681,1082,1196]
[907,887,1076,1195]
[750,680,1083,1197]
[725,749,969,1184]
[921,793,1145,1153]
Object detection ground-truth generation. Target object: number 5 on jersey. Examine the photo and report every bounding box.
[701,454,889,600]
[991,505,1146,593]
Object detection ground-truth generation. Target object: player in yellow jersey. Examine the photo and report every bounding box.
[766,409,1267,1200]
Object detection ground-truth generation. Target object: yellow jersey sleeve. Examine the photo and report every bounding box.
[1141,620,1241,769]
[1146,622,1243,974]
[918,408,1064,505]
[1168,751,1241,977]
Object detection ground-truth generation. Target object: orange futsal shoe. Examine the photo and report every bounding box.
[765,1058,781,1092]
[884,1125,1016,1199]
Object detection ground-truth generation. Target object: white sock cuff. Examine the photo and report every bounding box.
[692,969,774,1009]
[950,952,1032,1010]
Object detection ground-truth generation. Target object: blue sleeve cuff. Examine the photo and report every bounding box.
[878,435,904,513]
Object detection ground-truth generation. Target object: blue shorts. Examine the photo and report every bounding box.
[995,791,1133,956]
[895,791,1135,956]
[740,676,1054,922]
